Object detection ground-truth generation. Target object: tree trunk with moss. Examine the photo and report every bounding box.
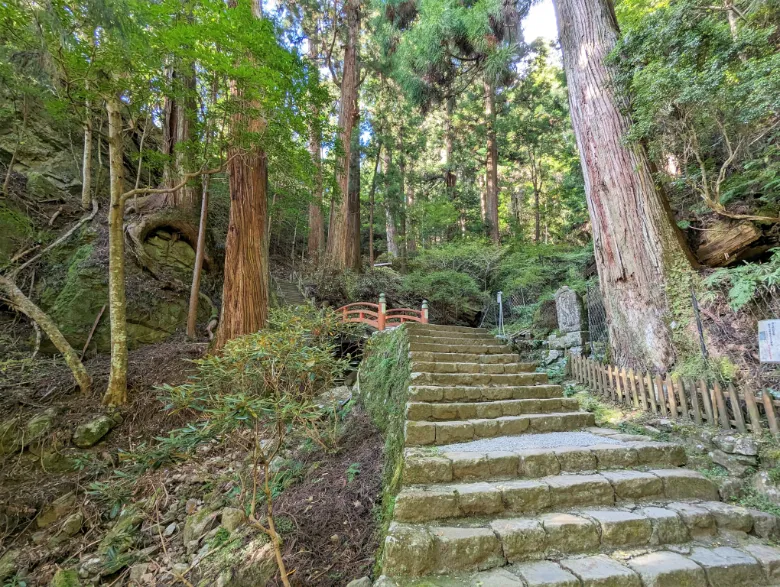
[162,63,198,210]
[103,95,128,406]
[0,275,91,393]
[325,0,360,270]
[554,0,697,371]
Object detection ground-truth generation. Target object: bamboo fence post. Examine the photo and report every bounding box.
[673,377,687,420]
[699,379,714,426]
[655,375,668,417]
[646,373,657,414]
[685,378,702,426]
[620,368,629,405]
[600,364,609,398]
[743,387,761,436]
[762,391,780,436]
[615,366,625,403]
[665,374,679,419]
[637,370,648,411]
[588,359,596,391]
[713,382,730,430]
[606,365,614,401]
[728,383,746,433]
[628,369,639,407]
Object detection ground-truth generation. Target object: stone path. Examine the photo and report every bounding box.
[275,278,306,307]
[376,324,780,586]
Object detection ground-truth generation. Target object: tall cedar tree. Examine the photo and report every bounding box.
[214,0,270,351]
[554,0,697,370]
[325,0,361,270]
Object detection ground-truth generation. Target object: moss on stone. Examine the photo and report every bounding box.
[0,202,33,267]
[357,325,410,575]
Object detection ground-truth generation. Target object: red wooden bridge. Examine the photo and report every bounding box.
[336,293,428,330]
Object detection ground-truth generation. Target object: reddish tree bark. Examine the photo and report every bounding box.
[325,0,360,270]
[554,0,697,371]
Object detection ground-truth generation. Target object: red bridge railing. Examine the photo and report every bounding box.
[337,293,428,330]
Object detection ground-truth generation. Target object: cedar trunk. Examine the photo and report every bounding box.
[554,0,696,371]
[325,0,360,269]
[213,127,269,351]
[368,143,381,267]
[345,126,361,269]
[103,95,128,406]
[484,79,500,244]
[305,18,325,262]
[382,146,399,258]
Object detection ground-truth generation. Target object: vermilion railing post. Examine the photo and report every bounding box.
[378,293,386,331]
[421,300,429,324]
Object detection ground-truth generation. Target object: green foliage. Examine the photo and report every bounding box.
[703,249,780,311]
[613,0,780,218]
[163,306,354,409]
[402,270,486,320]
[346,462,361,483]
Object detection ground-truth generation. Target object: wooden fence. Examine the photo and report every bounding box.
[569,354,780,436]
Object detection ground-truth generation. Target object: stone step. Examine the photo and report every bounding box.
[402,441,687,484]
[406,324,490,335]
[406,398,581,422]
[409,341,511,354]
[409,384,564,403]
[409,336,504,347]
[410,372,547,387]
[408,331,500,341]
[392,469,719,523]
[379,541,780,585]
[383,501,780,578]
[410,361,537,374]
[404,412,595,446]
[409,351,522,364]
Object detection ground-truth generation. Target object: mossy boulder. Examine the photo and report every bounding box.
[50,569,81,587]
[1,409,58,455]
[0,202,33,267]
[143,230,196,281]
[0,549,20,583]
[37,492,77,529]
[42,236,210,353]
[72,415,116,448]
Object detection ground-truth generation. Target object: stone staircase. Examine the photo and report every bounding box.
[376,324,780,586]
[274,278,306,307]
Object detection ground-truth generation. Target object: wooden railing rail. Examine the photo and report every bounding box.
[336,293,429,331]
[569,354,779,436]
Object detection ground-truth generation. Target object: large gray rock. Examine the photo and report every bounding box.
[709,449,757,477]
[548,330,588,350]
[554,287,586,333]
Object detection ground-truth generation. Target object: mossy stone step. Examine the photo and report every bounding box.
[406,398,581,422]
[406,324,490,334]
[402,441,687,484]
[410,351,523,364]
[409,341,512,354]
[410,372,548,387]
[382,502,780,579]
[410,361,537,374]
[408,332,503,342]
[408,384,565,403]
[393,469,718,523]
[405,412,596,446]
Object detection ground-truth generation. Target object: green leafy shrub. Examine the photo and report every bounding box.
[402,269,486,321]
[702,249,780,311]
